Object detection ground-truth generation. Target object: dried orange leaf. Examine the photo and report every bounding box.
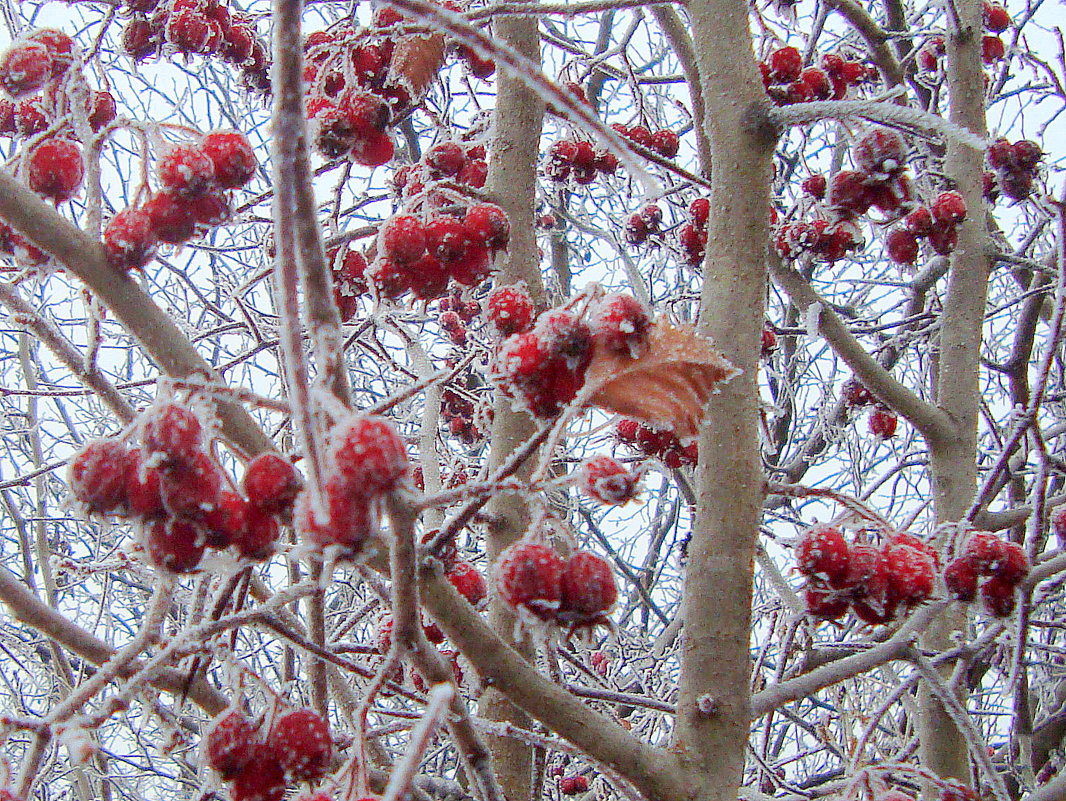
[585,322,740,438]
[388,33,447,99]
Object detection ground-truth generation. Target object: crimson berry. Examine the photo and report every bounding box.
[426,141,466,176]
[796,524,850,587]
[380,215,427,265]
[231,507,279,561]
[204,710,258,779]
[142,403,202,465]
[496,540,565,620]
[122,18,160,61]
[804,585,850,619]
[126,448,166,519]
[650,129,680,158]
[242,452,302,513]
[624,214,649,245]
[992,541,1029,584]
[14,98,47,136]
[458,157,488,186]
[931,190,967,224]
[884,541,936,605]
[983,1,1011,31]
[845,544,895,624]
[560,776,589,796]
[761,326,777,358]
[200,490,248,548]
[28,138,84,203]
[801,174,827,198]
[447,561,488,606]
[981,575,1016,617]
[769,46,803,83]
[964,530,1007,573]
[0,41,53,99]
[0,99,13,134]
[801,66,832,100]
[485,283,535,337]
[1000,170,1034,201]
[231,744,288,801]
[166,10,216,54]
[1009,139,1042,170]
[447,240,491,286]
[559,551,618,625]
[69,438,131,514]
[589,293,652,359]
[28,29,76,79]
[104,207,158,271]
[146,517,205,573]
[679,223,707,264]
[189,186,232,227]
[190,130,253,190]
[884,228,919,265]
[266,707,332,782]
[828,170,872,215]
[144,190,197,244]
[593,149,619,174]
[944,557,979,601]
[158,144,215,196]
[408,253,451,300]
[329,414,408,494]
[464,203,510,250]
[616,419,640,443]
[579,455,639,505]
[425,215,468,262]
[927,222,959,255]
[689,197,710,226]
[160,450,223,519]
[868,408,898,438]
[903,206,934,237]
[982,35,1005,63]
[295,474,374,551]
[854,128,906,175]
[223,24,257,65]
[88,90,117,132]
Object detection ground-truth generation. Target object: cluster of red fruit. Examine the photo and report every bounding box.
[496,542,617,629]
[546,138,620,184]
[204,706,331,801]
[676,197,710,266]
[759,46,876,105]
[943,530,1030,616]
[102,129,256,271]
[489,293,651,419]
[798,526,940,624]
[615,419,698,468]
[611,123,681,159]
[293,414,408,555]
[441,387,484,443]
[883,191,968,266]
[394,140,490,198]
[842,379,899,439]
[373,613,467,692]
[624,204,663,245]
[120,0,270,93]
[69,403,301,572]
[985,137,1042,202]
[578,455,641,505]
[916,2,1011,74]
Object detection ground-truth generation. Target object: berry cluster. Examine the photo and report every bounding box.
[395,140,489,197]
[611,123,681,159]
[496,542,617,629]
[489,294,650,419]
[943,531,1030,617]
[441,387,484,443]
[578,455,641,505]
[293,414,407,554]
[759,47,876,105]
[560,776,590,796]
[373,609,467,693]
[883,190,968,265]
[798,526,939,624]
[615,418,698,468]
[676,197,709,266]
[69,403,300,571]
[204,706,331,801]
[624,204,663,246]
[986,137,1042,202]
[120,0,270,93]
[916,2,1010,75]
[841,378,900,438]
[546,138,619,184]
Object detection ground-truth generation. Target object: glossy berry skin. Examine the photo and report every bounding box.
[0,41,52,99]
[579,455,639,505]
[447,561,488,606]
[485,283,535,337]
[202,130,258,188]
[330,414,407,494]
[496,540,565,620]
[28,138,84,202]
[142,403,202,466]
[230,744,288,801]
[242,452,301,513]
[204,710,258,779]
[146,518,205,573]
[795,524,850,587]
[560,776,589,796]
[559,551,618,625]
[104,207,158,271]
[869,408,898,438]
[69,438,131,514]
[589,294,652,359]
[266,707,332,782]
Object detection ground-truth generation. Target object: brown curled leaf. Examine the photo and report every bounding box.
[387,33,447,105]
[585,322,740,438]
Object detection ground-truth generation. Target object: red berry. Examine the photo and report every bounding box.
[144,190,197,244]
[485,283,535,337]
[266,707,332,782]
[983,1,1011,31]
[122,18,160,61]
[142,403,202,465]
[769,46,803,83]
[760,326,777,358]
[295,474,374,552]
[854,128,906,175]
[69,438,131,514]
[329,414,408,494]
[624,125,654,150]
[988,137,1013,169]
[843,380,874,411]
[188,185,232,228]
[688,197,710,227]
[160,449,223,519]
[884,228,920,265]
[795,524,850,587]
[560,776,589,796]
[963,530,1006,573]
[231,744,287,801]
[28,29,76,80]
[200,490,247,548]
[903,206,934,237]
[200,130,257,188]
[579,455,639,505]
[884,541,936,605]
[204,710,258,779]
[426,141,466,176]
[231,507,279,561]
[242,453,302,513]
[844,544,895,624]
[801,66,832,100]
[125,448,165,519]
[931,190,967,225]
[14,98,47,136]
[981,575,1016,617]
[650,129,680,158]
[380,215,427,265]
[104,207,158,271]
[424,215,468,262]
[464,203,510,250]
[495,540,564,620]
[559,551,617,625]
[158,144,215,196]
[801,174,827,198]
[828,170,872,215]
[589,293,651,359]
[927,221,959,255]
[0,41,53,99]
[28,138,83,203]
[88,90,117,132]
[991,541,1029,584]
[944,557,979,601]
[166,9,216,54]
[447,561,488,606]
[146,517,206,573]
[982,35,1005,63]
[1008,140,1042,171]
[624,214,649,245]
[868,408,898,438]
[679,222,707,264]
[999,170,1034,201]
[804,585,850,619]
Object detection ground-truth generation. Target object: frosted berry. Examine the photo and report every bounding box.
[204,710,258,779]
[560,776,589,796]
[963,530,1008,573]
[88,90,117,132]
[146,517,205,573]
[559,550,618,625]
[650,129,680,158]
[927,222,959,256]
[203,130,257,188]
[28,29,75,79]
[843,544,894,624]
[232,507,279,561]
[795,524,850,587]
[329,414,407,494]
[231,744,287,801]
[0,41,52,99]
[425,216,468,263]
[931,191,967,225]
[496,540,564,620]
[242,452,302,513]
[854,128,906,175]
[903,206,934,237]
[828,170,872,215]
[447,561,488,606]
[589,294,652,359]
[990,540,1029,584]
[804,585,849,619]
[165,10,215,55]
[769,47,802,83]
[69,438,131,514]
[295,474,374,551]
[485,283,535,337]
[944,557,979,602]
[981,575,1016,617]
[142,403,202,466]
[380,215,427,265]
[579,455,639,505]
[122,18,160,61]
[426,141,466,176]
[104,207,158,271]
[884,542,936,605]
[28,138,84,202]
[125,448,165,519]
[801,174,827,198]
[159,450,223,519]
[869,408,898,438]
[464,203,510,250]
[266,707,332,782]
[982,35,1005,63]
[1009,140,1042,171]
[983,1,1011,31]
[761,326,777,358]
[144,191,196,245]
[157,144,215,197]
[14,98,47,136]
[801,66,833,99]
[189,186,232,227]
[200,490,247,548]
[689,197,710,226]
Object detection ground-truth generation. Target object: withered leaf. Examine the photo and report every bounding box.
[388,33,447,100]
